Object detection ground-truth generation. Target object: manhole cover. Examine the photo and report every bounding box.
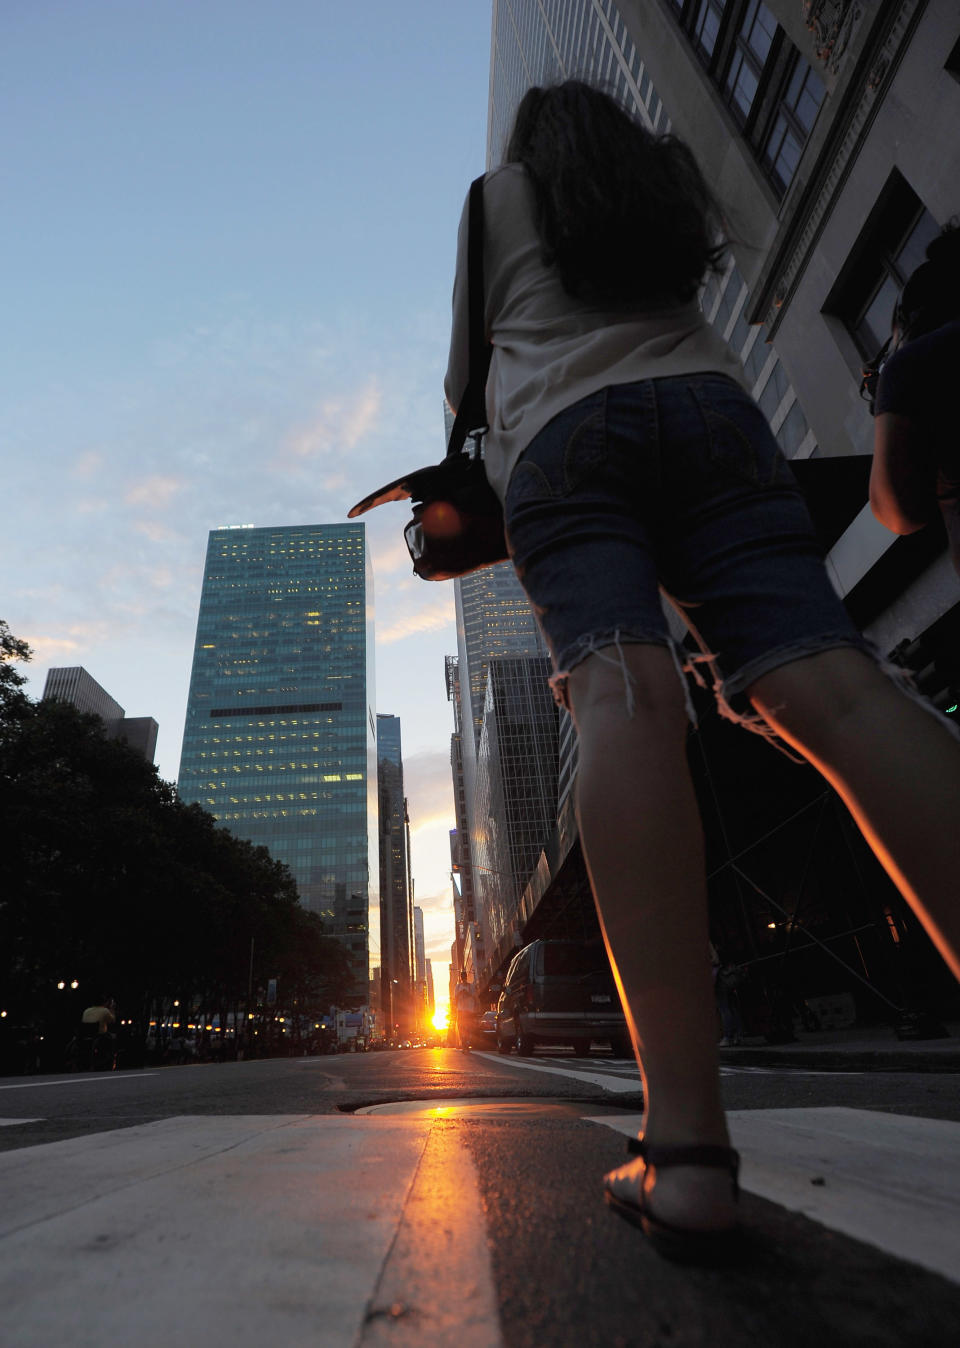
[355,1096,630,1117]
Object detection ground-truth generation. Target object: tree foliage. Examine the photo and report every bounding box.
[0,622,354,1054]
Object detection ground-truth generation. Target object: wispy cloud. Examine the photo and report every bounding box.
[124,475,183,508]
[148,566,175,590]
[405,748,455,834]
[280,380,382,465]
[377,594,455,644]
[23,632,84,663]
[71,451,104,479]
[134,519,180,543]
[370,533,416,579]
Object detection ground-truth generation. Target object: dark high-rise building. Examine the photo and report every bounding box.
[445,655,477,979]
[473,656,559,979]
[377,713,412,1035]
[177,523,377,1003]
[43,666,158,761]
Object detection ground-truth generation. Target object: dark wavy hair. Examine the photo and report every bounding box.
[505,80,726,307]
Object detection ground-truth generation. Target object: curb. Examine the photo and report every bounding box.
[719,1045,960,1073]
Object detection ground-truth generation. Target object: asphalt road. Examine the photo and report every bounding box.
[2,1048,960,1346]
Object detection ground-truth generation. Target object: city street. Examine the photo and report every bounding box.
[2,1048,960,1346]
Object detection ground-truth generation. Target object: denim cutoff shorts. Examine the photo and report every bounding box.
[502,376,871,729]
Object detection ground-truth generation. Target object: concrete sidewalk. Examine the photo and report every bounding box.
[0,1114,502,1348]
[719,1021,960,1072]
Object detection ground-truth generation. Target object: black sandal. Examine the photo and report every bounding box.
[604,1138,741,1264]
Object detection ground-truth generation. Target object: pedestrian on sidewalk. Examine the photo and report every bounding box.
[452,969,478,1053]
[869,222,960,575]
[710,943,745,1047]
[444,79,960,1263]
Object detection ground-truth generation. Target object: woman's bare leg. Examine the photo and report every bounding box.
[749,648,960,981]
[568,643,735,1230]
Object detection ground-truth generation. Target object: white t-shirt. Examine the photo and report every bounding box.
[453,981,478,1014]
[444,163,746,503]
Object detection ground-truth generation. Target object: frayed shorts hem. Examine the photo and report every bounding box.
[720,634,872,700]
[547,627,960,763]
[548,627,672,715]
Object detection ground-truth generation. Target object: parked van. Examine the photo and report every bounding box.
[495,939,630,1057]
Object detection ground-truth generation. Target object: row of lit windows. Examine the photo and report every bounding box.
[202,727,355,738]
[188,760,362,776]
[196,768,363,783]
[200,789,362,803]
[202,731,359,744]
[196,744,361,760]
[210,806,366,819]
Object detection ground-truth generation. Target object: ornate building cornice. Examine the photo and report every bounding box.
[755,0,926,333]
[803,0,863,75]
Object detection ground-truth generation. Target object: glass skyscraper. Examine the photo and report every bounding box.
[473,655,558,970]
[177,523,377,1001]
[376,712,412,1034]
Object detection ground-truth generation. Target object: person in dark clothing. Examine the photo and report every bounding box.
[870,223,960,574]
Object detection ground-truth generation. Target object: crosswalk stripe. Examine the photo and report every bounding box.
[470,1050,641,1092]
[0,1073,157,1090]
[359,1120,502,1346]
[586,1106,960,1286]
[0,1113,503,1348]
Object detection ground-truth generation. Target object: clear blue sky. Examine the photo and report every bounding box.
[3,0,493,987]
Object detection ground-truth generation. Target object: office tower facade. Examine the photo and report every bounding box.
[484,0,960,1019]
[413,904,427,1031]
[443,402,548,751]
[413,905,426,986]
[377,713,413,1035]
[455,564,549,750]
[178,523,377,1003]
[43,666,158,761]
[445,655,477,978]
[449,567,550,986]
[473,656,559,982]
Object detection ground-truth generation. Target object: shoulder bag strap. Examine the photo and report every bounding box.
[446,174,492,459]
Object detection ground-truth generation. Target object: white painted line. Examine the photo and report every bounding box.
[360,1119,503,1347]
[0,1114,436,1346]
[0,1119,42,1127]
[470,1051,642,1093]
[721,1065,865,1077]
[586,1106,960,1285]
[0,1073,157,1091]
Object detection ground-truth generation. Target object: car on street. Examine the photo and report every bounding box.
[477,1010,498,1047]
[496,939,630,1057]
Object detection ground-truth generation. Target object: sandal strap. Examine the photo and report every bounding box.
[627,1138,740,1186]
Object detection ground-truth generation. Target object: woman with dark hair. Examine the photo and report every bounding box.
[870,222,960,574]
[444,81,960,1262]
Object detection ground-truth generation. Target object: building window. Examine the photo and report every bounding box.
[946,33,960,83]
[775,399,809,456]
[667,0,824,201]
[692,0,729,65]
[761,57,825,196]
[824,172,941,360]
[724,0,778,126]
